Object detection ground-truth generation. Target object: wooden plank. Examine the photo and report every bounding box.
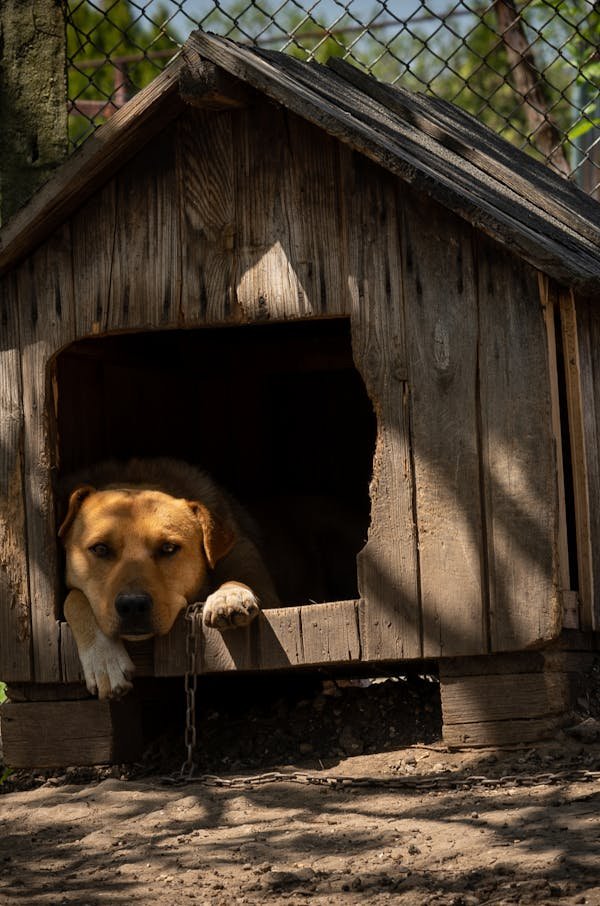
[477,236,561,650]
[59,622,85,684]
[538,276,572,603]
[300,601,360,663]
[569,294,600,631]
[440,672,570,724]
[402,191,486,658]
[231,105,349,322]
[0,57,186,275]
[561,590,580,631]
[69,180,118,338]
[329,57,600,251]
[443,715,566,748]
[156,603,350,675]
[337,148,420,660]
[107,128,181,331]
[1,699,143,767]
[178,108,236,324]
[186,32,600,293]
[0,272,32,681]
[16,226,77,682]
[559,290,594,627]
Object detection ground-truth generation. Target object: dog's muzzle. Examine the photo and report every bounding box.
[115,591,153,636]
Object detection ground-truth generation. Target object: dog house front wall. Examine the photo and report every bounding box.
[0,98,571,684]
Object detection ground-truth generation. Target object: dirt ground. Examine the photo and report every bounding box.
[1,669,600,906]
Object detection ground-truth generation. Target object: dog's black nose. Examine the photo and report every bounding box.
[115,592,153,624]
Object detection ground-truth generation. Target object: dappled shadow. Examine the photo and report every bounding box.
[1,756,599,904]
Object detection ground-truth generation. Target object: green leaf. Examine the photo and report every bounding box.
[568,117,600,140]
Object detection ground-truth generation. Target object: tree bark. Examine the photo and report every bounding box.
[494,0,570,177]
[0,0,68,224]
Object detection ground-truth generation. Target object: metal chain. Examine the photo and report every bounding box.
[164,765,600,791]
[181,601,204,778]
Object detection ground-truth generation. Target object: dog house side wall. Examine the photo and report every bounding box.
[0,100,567,684]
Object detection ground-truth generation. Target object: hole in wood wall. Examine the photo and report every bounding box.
[53,318,377,605]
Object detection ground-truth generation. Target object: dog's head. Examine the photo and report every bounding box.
[59,486,235,639]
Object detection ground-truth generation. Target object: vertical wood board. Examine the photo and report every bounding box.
[339,149,420,660]
[572,294,600,630]
[477,237,561,650]
[538,277,571,603]
[16,226,76,682]
[178,109,236,325]
[0,272,32,680]
[401,191,486,657]
[232,107,348,321]
[70,179,118,338]
[108,129,181,330]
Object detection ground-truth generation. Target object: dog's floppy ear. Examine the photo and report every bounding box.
[187,501,235,569]
[58,485,96,540]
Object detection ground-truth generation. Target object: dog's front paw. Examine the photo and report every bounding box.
[79,631,135,700]
[203,583,260,631]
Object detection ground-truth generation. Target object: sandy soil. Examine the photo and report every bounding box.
[1,674,600,905]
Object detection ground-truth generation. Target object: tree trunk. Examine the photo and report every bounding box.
[494,0,570,177]
[0,0,68,224]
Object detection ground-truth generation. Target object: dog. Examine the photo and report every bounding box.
[59,459,280,700]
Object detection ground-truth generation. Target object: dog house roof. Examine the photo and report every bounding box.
[1,30,599,292]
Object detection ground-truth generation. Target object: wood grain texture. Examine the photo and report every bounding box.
[238,104,354,322]
[0,272,32,681]
[108,129,181,331]
[16,226,76,682]
[69,179,118,338]
[155,602,359,675]
[443,715,566,747]
[440,672,570,723]
[0,57,185,276]
[338,149,420,661]
[477,236,561,651]
[329,57,598,249]
[558,289,594,628]
[186,32,600,293]
[401,192,485,657]
[538,276,571,603]
[178,108,236,324]
[1,698,143,767]
[300,601,360,663]
[572,294,600,631]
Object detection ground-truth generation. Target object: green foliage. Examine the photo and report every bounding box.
[66,0,178,143]
[0,681,6,704]
[65,0,599,168]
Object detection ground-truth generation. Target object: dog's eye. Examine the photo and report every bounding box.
[159,542,180,557]
[89,543,111,558]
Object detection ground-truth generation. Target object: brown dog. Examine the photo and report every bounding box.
[59,459,279,699]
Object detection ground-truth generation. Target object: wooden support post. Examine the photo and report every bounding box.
[439,636,598,747]
[1,686,143,767]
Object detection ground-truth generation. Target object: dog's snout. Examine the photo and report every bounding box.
[115,592,153,621]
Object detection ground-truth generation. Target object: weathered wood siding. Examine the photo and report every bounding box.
[0,100,564,681]
[566,292,600,631]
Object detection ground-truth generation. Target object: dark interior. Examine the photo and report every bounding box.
[53,318,377,605]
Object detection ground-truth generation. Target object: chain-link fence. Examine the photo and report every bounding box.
[65,1,600,197]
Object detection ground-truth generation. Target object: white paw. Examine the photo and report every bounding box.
[79,631,135,700]
[203,584,260,631]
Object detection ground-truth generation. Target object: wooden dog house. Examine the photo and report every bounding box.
[1,31,600,765]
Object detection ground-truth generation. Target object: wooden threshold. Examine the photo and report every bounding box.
[60,599,364,682]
